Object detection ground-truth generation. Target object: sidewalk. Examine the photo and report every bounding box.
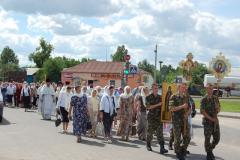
[196,109,240,119]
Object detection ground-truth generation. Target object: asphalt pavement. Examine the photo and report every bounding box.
[1,107,240,160]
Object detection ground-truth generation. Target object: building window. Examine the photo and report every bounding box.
[109,80,115,87]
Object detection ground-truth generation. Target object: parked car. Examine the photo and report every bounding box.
[213,89,223,97]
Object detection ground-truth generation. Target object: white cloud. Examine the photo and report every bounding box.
[0,0,240,68]
[27,14,91,35]
[0,0,121,17]
[0,10,18,32]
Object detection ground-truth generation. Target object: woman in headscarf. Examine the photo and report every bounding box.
[68,86,89,143]
[99,85,119,143]
[88,89,100,137]
[117,86,134,141]
[136,86,149,141]
[57,85,72,133]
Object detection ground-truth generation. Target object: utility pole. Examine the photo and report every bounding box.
[154,44,157,82]
[123,54,130,87]
[159,61,163,85]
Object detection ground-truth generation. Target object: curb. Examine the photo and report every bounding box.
[196,109,240,119]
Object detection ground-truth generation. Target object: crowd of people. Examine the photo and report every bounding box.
[0,80,220,160]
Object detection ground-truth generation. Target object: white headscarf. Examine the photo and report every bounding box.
[140,87,148,107]
[103,85,109,96]
[120,86,132,98]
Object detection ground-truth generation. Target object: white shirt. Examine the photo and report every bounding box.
[100,94,119,115]
[21,87,31,97]
[57,92,72,110]
[7,86,14,95]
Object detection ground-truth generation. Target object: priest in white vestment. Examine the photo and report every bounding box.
[40,79,55,120]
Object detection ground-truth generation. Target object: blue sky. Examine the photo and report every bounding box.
[0,0,239,68]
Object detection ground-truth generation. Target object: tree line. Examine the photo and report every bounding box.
[0,40,209,90]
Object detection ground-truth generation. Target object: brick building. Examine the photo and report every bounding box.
[61,60,153,88]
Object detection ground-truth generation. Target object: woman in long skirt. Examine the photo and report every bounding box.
[117,86,134,141]
[69,86,89,143]
[88,89,100,137]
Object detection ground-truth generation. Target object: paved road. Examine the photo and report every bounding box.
[1,107,240,160]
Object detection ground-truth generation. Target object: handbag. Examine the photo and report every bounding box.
[95,122,105,137]
[55,118,61,127]
[55,111,62,127]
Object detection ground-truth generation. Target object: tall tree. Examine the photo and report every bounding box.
[36,57,86,82]
[29,38,54,68]
[1,46,19,65]
[191,63,209,85]
[111,45,128,62]
[0,46,19,81]
[138,59,155,75]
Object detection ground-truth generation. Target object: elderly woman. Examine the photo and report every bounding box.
[117,86,134,141]
[88,89,100,137]
[69,86,89,143]
[135,86,149,141]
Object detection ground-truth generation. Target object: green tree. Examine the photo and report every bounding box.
[0,46,19,81]
[29,38,54,68]
[1,46,19,65]
[36,57,86,82]
[191,63,209,85]
[111,45,128,62]
[138,59,155,75]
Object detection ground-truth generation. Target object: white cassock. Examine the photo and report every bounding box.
[40,85,55,119]
[37,86,43,114]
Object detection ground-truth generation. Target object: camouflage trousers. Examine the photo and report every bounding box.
[203,123,220,152]
[169,128,174,145]
[146,115,164,145]
[173,121,191,154]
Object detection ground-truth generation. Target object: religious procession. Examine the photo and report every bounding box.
[0,53,232,160]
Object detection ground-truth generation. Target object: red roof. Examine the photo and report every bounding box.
[62,61,124,74]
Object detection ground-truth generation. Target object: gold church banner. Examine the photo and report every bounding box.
[161,82,177,122]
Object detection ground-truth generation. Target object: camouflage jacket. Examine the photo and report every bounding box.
[200,95,220,123]
[170,94,188,124]
[146,93,161,117]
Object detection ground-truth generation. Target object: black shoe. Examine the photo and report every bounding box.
[169,143,173,150]
[146,142,152,151]
[177,153,185,160]
[181,148,189,157]
[160,145,168,154]
[206,152,213,160]
[210,151,215,159]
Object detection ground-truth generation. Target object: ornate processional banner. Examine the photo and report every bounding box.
[161,82,177,122]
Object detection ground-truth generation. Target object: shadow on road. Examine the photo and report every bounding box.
[40,119,56,122]
[0,117,16,125]
[188,153,225,160]
[151,151,177,159]
[192,124,203,128]
[112,138,140,148]
[80,139,106,147]
[189,141,198,146]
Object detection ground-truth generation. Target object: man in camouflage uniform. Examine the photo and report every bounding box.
[145,83,168,154]
[200,84,220,160]
[170,83,190,160]
[168,88,195,152]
